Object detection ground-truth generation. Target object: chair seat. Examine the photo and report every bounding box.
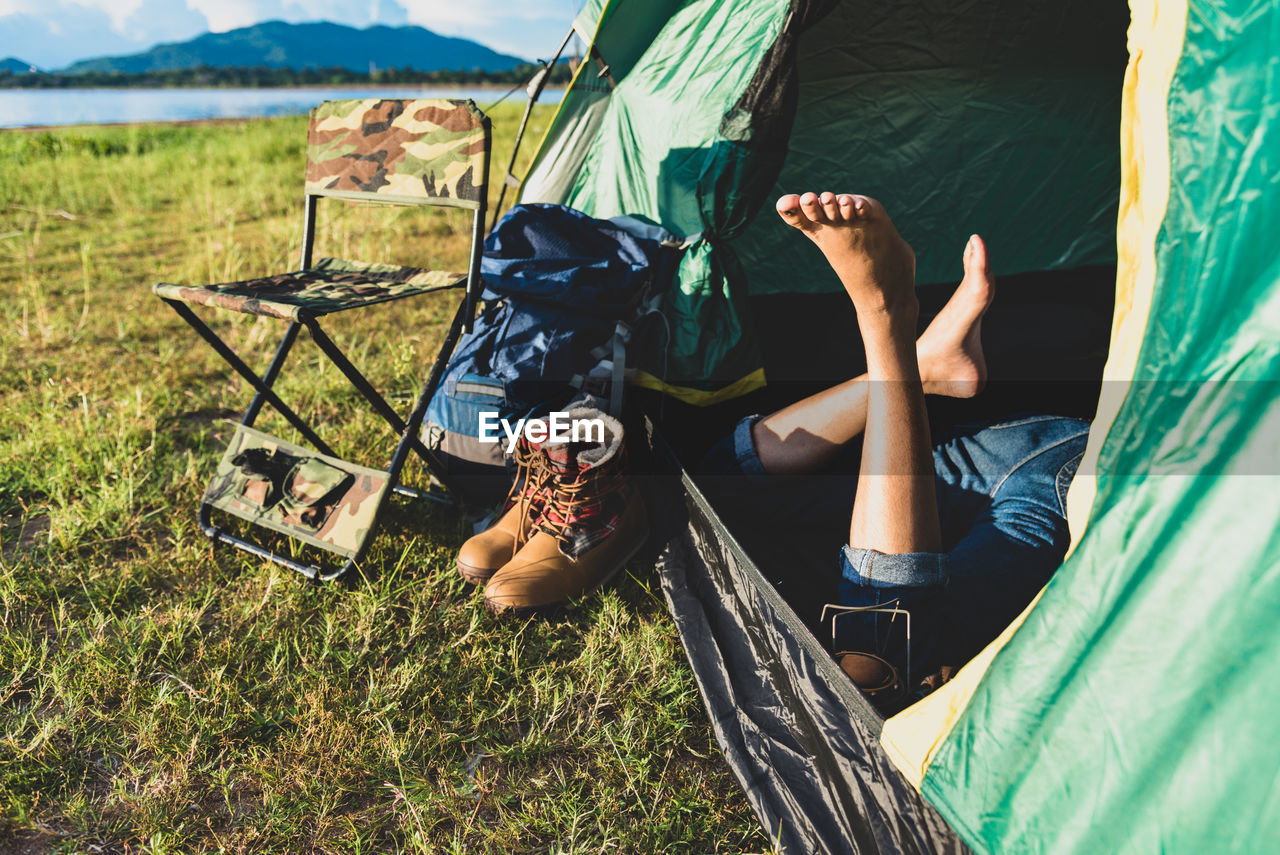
[154,257,465,320]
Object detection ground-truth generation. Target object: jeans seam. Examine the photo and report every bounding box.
[986,415,1069,430]
[843,545,949,588]
[989,428,1091,498]
[1056,451,1085,517]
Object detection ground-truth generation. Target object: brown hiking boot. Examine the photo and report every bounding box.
[484,409,647,614]
[456,436,553,584]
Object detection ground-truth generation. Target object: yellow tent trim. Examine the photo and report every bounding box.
[882,587,1048,789]
[879,0,1188,790]
[630,368,767,406]
[1063,0,1187,558]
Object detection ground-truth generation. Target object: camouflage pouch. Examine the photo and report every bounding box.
[206,425,390,557]
[229,447,290,510]
[275,457,353,530]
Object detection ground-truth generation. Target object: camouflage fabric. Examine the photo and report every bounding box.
[153,257,464,320]
[205,424,389,557]
[305,99,488,205]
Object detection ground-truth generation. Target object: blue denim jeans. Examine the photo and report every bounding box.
[698,414,1090,676]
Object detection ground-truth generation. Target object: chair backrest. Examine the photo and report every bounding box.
[304,99,489,208]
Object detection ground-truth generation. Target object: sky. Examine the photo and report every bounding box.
[0,0,579,68]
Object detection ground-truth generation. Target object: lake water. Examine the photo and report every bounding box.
[0,86,564,129]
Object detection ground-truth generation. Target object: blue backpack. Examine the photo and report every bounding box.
[423,204,678,505]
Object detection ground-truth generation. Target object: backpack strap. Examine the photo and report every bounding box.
[608,322,626,419]
[571,320,632,419]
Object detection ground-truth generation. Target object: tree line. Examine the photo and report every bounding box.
[0,62,575,89]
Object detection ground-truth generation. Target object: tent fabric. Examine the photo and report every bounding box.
[520,0,1279,851]
[527,0,798,399]
[522,0,1125,402]
[900,1,1280,852]
[645,428,970,855]
[731,0,1128,292]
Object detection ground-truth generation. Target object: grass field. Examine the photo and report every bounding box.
[0,103,768,853]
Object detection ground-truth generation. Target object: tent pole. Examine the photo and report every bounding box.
[489,26,576,233]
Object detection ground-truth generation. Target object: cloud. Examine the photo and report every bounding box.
[185,0,409,33]
[121,0,208,45]
[0,0,212,67]
[398,0,575,59]
[183,0,289,32]
[0,2,144,67]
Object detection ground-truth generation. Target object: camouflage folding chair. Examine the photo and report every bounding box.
[155,99,489,580]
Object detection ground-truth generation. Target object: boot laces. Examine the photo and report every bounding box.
[507,439,554,556]
[535,446,628,548]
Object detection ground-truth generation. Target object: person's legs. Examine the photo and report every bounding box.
[776,191,940,554]
[929,416,1090,665]
[750,230,995,476]
[702,195,1088,700]
[695,230,995,544]
[773,190,959,696]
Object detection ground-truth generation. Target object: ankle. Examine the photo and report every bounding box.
[918,357,947,394]
[856,299,919,340]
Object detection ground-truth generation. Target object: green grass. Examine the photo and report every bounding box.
[0,106,768,853]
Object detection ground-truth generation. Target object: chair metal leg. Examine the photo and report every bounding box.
[162,299,336,456]
[380,298,470,496]
[242,320,303,428]
[197,499,332,579]
[173,294,473,581]
[303,318,438,462]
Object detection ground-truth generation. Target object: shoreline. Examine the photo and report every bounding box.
[0,82,530,92]
[2,116,263,132]
[0,85,560,132]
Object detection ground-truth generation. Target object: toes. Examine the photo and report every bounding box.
[776,194,817,231]
[954,233,995,309]
[799,192,829,225]
[820,191,841,222]
[778,192,891,231]
[837,194,856,220]
[850,194,885,219]
[964,234,990,275]
[960,235,994,299]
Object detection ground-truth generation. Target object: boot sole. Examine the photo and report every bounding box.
[482,535,646,618]
[457,560,497,586]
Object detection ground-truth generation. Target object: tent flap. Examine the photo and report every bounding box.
[647,426,969,855]
[918,0,1280,852]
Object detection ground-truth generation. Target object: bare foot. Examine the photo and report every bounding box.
[916,235,994,398]
[776,191,916,315]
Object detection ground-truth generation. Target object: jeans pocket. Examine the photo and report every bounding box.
[1056,451,1085,516]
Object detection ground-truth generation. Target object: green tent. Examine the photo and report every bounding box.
[523,0,1126,404]
[516,0,1280,852]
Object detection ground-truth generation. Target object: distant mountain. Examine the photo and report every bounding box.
[59,21,525,75]
[2,57,40,74]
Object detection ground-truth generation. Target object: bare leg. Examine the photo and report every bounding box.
[753,230,994,476]
[776,191,939,554]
